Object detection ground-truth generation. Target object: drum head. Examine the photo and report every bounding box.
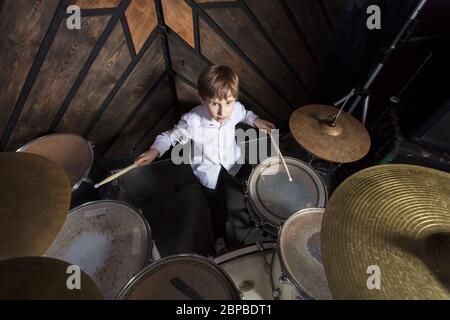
[117,255,240,300]
[17,133,93,189]
[45,201,151,300]
[248,157,327,227]
[279,208,332,300]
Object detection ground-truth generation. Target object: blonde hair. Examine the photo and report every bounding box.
[197,65,239,102]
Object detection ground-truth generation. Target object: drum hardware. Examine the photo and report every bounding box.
[255,241,272,275]
[0,152,71,260]
[321,164,450,300]
[335,0,428,125]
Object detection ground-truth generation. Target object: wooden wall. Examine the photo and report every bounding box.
[0,0,346,161]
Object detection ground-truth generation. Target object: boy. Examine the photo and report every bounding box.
[135,65,276,254]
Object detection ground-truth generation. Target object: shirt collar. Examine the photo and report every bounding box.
[200,104,230,127]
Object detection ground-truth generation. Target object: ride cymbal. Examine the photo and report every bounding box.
[0,152,71,260]
[321,164,450,299]
[289,105,371,163]
[0,257,103,299]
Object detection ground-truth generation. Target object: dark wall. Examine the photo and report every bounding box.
[0,0,347,163]
[315,0,450,141]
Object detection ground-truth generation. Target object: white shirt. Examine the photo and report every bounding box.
[151,101,258,189]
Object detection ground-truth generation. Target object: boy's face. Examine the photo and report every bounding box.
[204,93,236,124]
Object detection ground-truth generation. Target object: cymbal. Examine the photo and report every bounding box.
[0,257,103,299]
[321,164,450,299]
[289,105,371,163]
[0,152,71,260]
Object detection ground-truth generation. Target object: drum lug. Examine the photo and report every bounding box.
[82,177,92,184]
[272,288,281,300]
[279,273,288,285]
[88,141,95,149]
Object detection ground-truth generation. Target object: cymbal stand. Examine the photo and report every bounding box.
[334,0,428,125]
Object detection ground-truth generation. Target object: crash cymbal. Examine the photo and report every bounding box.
[289,105,371,163]
[0,152,71,260]
[0,257,103,299]
[321,164,450,299]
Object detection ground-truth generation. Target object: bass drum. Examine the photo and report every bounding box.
[271,208,332,300]
[247,157,327,235]
[45,200,152,299]
[215,242,276,300]
[116,255,241,300]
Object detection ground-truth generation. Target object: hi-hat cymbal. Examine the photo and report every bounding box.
[0,152,71,260]
[0,257,103,299]
[321,164,450,299]
[289,105,371,163]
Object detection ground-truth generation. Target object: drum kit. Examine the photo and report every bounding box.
[0,104,449,300]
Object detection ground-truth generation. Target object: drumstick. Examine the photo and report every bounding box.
[94,163,138,189]
[268,131,293,182]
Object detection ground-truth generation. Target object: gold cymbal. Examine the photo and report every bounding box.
[0,257,103,299]
[0,152,71,260]
[289,105,371,163]
[321,164,450,299]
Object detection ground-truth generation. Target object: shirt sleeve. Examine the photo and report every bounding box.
[150,113,197,158]
[236,101,258,127]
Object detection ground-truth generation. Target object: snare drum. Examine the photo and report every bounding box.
[116,255,241,300]
[45,200,152,300]
[215,243,276,300]
[247,157,327,235]
[271,208,332,300]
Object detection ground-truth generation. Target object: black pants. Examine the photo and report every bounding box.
[202,164,252,242]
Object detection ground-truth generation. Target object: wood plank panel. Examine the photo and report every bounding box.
[162,0,195,48]
[175,77,202,113]
[73,0,121,9]
[134,107,176,156]
[56,22,132,134]
[0,0,59,143]
[244,0,319,90]
[105,77,173,157]
[284,0,332,61]
[206,7,308,106]
[87,37,166,151]
[321,0,348,30]
[169,33,208,84]
[195,0,235,3]
[6,15,111,151]
[125,0,158,53]
[199,17,291,122]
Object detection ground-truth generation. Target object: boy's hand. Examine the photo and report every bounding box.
[254,118,276,133]
[134,148,160,167]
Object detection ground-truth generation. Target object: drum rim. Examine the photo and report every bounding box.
[115,254,241,300]
[65,200,153,266]
[247,157,328,229]
[16,133,94,191]
[214,242,276,264]
[276,207,330,300]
